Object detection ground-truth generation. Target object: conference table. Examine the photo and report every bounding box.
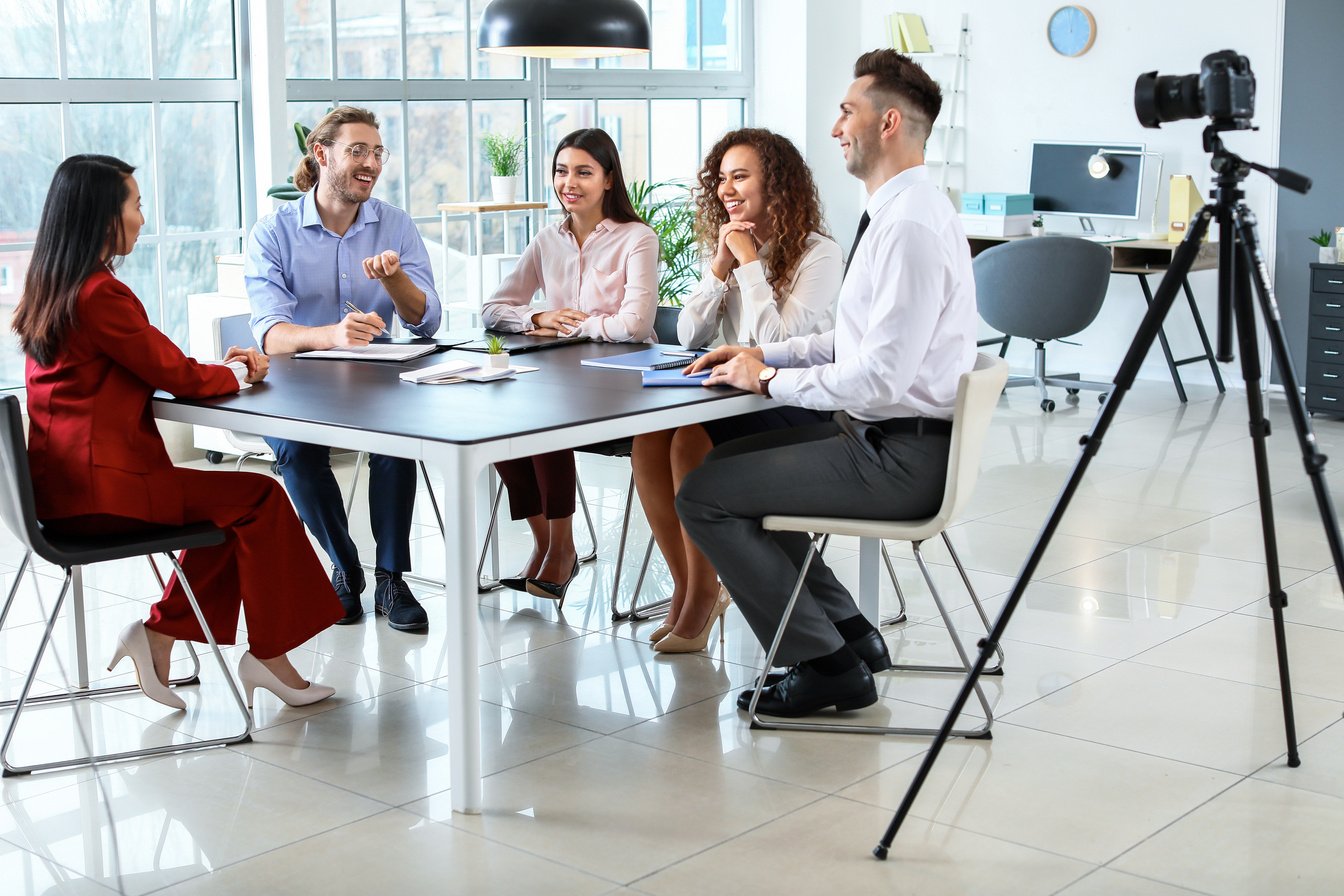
[153,339,773,814]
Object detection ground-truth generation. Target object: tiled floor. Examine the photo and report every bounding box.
[2,378,1344,895]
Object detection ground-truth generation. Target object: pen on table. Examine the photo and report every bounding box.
[343,301,391,337]
[661,350,699,358]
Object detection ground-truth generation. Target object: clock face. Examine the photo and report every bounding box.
[1048,5,1096,57]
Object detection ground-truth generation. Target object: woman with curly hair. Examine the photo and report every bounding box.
[632,128,842,653]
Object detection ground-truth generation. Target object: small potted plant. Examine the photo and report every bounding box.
[481,132,525,203]
[484,333,510,369]
[1030,214,1045,237]
[1310,229,1333,264]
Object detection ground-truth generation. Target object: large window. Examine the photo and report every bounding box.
[1,0,244,390]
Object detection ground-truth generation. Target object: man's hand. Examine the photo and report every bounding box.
[530,308,589,336]
[332,311,386,347]
[222,346,269,384]
[703,349,768,392]
[363,250,402,280]
[684,343,759,375]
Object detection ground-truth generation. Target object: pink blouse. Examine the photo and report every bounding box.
[481,217,659,343]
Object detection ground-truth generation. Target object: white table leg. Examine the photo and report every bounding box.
[438,446,482,814]
[858,536,880,625]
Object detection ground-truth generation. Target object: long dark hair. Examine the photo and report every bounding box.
[552,128,641,225]
[13,154,136,367]
[694,128,828,296]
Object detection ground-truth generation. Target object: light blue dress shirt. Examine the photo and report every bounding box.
[245,192,442,348]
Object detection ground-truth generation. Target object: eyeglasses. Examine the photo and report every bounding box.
[327,141,392,165]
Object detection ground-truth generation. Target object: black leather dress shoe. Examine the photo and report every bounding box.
[739,663,877,717]
[742,629,894,702]
[332,566,366,625]
[374,572,429,632]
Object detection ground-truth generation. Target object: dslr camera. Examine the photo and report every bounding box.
[1134,50,1255,129]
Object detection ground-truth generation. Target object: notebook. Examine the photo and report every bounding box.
[294,343,439,361]
[400,360,519,384]
[641,368,712,387]
[580,346,707,372]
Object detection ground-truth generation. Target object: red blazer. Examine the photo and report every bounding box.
[25,270,240,524]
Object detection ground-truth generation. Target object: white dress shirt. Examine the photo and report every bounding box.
[676,232,841,348]
[760,165,977,421]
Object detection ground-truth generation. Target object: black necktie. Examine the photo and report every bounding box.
[844,212,871,278]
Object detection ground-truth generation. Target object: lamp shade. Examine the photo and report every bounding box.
[478,0,652,58]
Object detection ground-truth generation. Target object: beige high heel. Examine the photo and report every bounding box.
[107,620,185,710]
[654,588,731,654]
[647,622,673,644]
[237,651,335,709]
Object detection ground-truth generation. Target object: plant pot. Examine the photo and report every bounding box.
[485,352,511,369]
[1030,225,1045,237]
[1321,246,1335,264]
[490,176,518,203]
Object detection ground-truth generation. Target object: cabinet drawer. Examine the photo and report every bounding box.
[1311,292,1344,318]
[1307,384,1344,413]
[1314,268,1344,294]
[1307,339,1344,364]
[1309,316,1344,340]
[1307,361,1344,387]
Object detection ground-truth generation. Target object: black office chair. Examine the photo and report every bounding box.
[0,395,252,776]
[974,237,1113,412]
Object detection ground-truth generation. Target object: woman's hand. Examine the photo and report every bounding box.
[530,308,589,335]
[223,346,269,384]
[710,221,757,282]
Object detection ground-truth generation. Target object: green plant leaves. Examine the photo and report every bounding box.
[628,180,698,308]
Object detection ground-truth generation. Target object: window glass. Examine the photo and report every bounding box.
[0,0,58,78]
[116,246,161,330]
[700,98,744,155]
[162,237,239,345]
[407,101,468,217]
[157,0,235,78]
[355,101,407,209]
[651,0,696,70]
[286,0,332,79]
[472,100,526,204]
[407,0,466,80]
[336,0,402,78]
[2,104,63,237]
[650,100,698,185]
[595,100,649,187]
[66,0,152,78]
[67,103,158,236]
[161,103,240,232]
[702,0,739,71]
[469,3,524,79]
[0,248,31,388]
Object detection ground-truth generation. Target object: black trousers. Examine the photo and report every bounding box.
[676,414,950,665]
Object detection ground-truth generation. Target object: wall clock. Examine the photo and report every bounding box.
[1048,5,1097,57]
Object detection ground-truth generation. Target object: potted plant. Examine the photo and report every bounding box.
[481,132,526,203]
[1310,229,1334,264]
[1030,214,1045,237]
[484,333,510,369]
[266,121,318,202]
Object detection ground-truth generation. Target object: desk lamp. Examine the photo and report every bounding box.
[1087,147,1165,239]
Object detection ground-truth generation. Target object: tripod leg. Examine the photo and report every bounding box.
[874,209,1219,859]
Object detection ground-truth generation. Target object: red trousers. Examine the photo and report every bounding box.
[494,450,577,520]
[48,467,343,659]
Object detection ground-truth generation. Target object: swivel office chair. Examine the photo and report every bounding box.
[974,237,1112,412]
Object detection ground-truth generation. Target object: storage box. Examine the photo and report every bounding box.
[958,213,1034,237]
[959,192,985,215]
[982,193,1034,216]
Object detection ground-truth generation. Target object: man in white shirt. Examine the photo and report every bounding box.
[677,49,978,717]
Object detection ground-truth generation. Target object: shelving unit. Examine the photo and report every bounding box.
[911,13,969,198]
[437,201,547,325]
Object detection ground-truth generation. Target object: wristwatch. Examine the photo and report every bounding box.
[757,365,778,397]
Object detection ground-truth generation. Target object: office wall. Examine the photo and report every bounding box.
[758,1,1287,388]
[1273,0,1344,386]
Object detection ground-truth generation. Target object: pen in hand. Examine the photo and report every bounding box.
[343,301,391,337]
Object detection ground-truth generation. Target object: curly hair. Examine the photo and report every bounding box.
[692,128,829,297]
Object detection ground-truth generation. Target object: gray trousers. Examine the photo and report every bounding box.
[676,415,950,665]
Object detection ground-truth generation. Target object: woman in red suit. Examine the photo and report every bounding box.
[12,154,344,711]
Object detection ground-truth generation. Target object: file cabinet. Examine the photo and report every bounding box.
[1306,262,1344,416]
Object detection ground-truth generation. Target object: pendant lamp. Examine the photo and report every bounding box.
[478,0,652,58]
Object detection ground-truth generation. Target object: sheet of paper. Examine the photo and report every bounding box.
[294,344,438,361]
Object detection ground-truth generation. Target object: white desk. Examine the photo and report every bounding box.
[153,341,772,814]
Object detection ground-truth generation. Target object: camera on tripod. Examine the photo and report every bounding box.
[1134,50,1255,129]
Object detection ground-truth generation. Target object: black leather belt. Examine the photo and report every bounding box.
[872,417,953,437]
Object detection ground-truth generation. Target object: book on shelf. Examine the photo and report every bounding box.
[888,13,932,53]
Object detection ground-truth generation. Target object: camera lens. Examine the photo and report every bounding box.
[1134,71,1203,128]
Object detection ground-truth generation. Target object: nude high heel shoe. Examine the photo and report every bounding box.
[107,620,186,710]
[237,651,335,709]
[647,622,673,644]
[654,588,731,654]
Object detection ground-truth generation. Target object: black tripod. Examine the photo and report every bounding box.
[875,125,1344,859]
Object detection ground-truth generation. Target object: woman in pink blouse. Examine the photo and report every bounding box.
[482,128,657,606]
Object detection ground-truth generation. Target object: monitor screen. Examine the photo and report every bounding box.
[1029,141,1145,221]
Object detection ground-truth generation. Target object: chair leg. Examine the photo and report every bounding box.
[574,479,598,564]
[608,469,670,622]
[879,541,909,626]
[747,536,994,738]
[477,478,505,592]
[941,534,1005,675]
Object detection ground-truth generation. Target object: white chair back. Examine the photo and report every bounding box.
[926,353,1009,534]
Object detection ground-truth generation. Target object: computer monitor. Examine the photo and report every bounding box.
[1028,140,1146,232]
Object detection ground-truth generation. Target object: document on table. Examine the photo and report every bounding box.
[400,360,537,384]
[294,344,439,361]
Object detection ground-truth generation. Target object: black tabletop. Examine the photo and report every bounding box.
[157,342,754,446]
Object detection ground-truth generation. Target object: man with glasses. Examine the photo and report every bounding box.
[245,105,441,632]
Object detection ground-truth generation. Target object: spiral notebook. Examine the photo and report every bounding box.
[580,346,707,372]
